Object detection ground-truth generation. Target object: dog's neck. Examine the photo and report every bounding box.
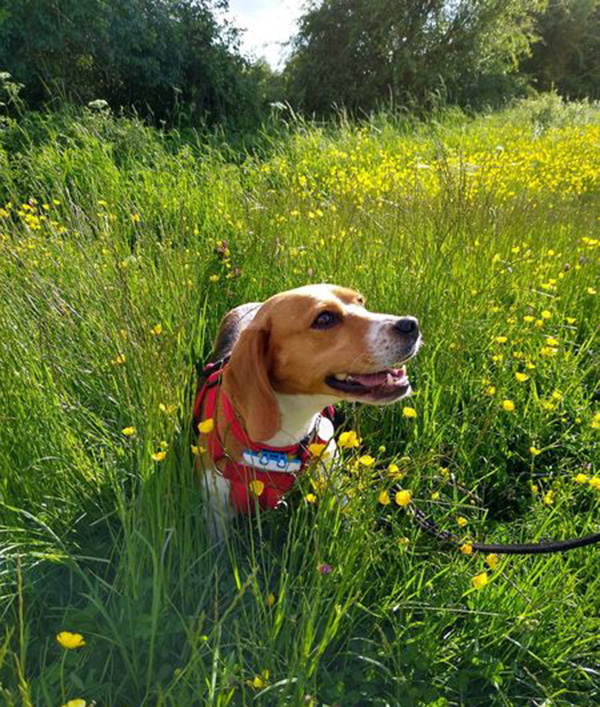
[264,392,337,447]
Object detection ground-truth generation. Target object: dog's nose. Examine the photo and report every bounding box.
[395,316,419,336]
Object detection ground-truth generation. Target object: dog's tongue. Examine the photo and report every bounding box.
[353,368,405,387]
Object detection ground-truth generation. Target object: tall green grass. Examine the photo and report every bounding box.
[1,96,599,705]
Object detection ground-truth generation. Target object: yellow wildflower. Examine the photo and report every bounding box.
[587,287,597,295]
[249,480,265,497]
[247,670,269,689]
[56,632,85,650]
[395,490,412,507]
[545,337,558,347]
[485,554,500,570]
[305,493,317,504]
[209,274,219,283]
[485,386,496,396]
[152,451,167,462]
[387,462,402,478]
[529,447,541,456]
[541,310,552,319]
[62,701,86,707]
[403,406,417,418]
[460,543,473,555]
[266,593,276,608]
[494,335,508,344]
[574,473,589,484]
[543,490,555,505]
[471,572,488,590]
[338,430,360,448]
[378,490,391,505]
[198,418,215,434]
[457,516,468,528]
[515,372,529,382]
[358,455,375,467]
[501,399,515,412]
[589,477,600,490]
[150,323,163,336]
[122,426,136,436]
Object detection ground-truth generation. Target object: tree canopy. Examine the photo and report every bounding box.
[0,0,261,125]
[284,0,545,114]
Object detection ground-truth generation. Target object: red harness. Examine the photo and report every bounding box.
[193,360,334,513]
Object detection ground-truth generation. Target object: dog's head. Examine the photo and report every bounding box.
[222,284,421,440]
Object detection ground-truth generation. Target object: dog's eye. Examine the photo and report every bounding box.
[312,311,341,329]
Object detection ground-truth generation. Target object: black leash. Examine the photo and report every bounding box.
[409,504,600,555]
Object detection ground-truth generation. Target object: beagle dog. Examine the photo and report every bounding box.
[194,284,421,539]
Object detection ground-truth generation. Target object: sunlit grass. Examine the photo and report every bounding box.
[0,96,599,705]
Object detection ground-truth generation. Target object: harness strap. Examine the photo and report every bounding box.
[194,361,332,514]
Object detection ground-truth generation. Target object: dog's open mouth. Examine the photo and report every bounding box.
[325,366,411,402]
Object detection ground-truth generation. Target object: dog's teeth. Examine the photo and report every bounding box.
[334,373,348,381]
[386,373,394,386]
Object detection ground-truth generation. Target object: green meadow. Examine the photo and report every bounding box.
[1,96,600,705]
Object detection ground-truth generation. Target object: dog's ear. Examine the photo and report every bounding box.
[222,322,279,442]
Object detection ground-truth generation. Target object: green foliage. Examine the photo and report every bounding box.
[522,0,600,100]
[0,99,599,704]
[0,0,264,127]
[284,0,545,115]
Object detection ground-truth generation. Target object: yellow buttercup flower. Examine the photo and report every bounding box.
[249,480,265,496]
[403,406,417,418]
[395,490,412,507]
[541,310,551,319]
[387,462,402,478]
[485,554,500,570]
[61,701,86,707]
[338,430,360,448]
[358,455,375,467]
[485,386,496,396]
[501,399,515,412]
[543,490,555,505]
[198,418,215,434]
[515,372,529,382]
[247,670,269,689]
[122,426,135,436]
[308,442,326,457]
[460,543,473,555]
[529,446,541,456]
[589,477,600,490]
[574,473,589,484]
[471,572,488,590]
[305,493,317,503]
[152,451,167,462]
[457,516,468,528]
[378,490,391,505]
[494,335,508,344]
[56,631,86,650]
[150,323,163,336]
[587,287,597,295]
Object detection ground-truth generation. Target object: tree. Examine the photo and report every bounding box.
[522,0,600,100]
[0,0,262,125]
[284,0,545,115]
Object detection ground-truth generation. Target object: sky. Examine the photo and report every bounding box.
[225,0,305,69]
